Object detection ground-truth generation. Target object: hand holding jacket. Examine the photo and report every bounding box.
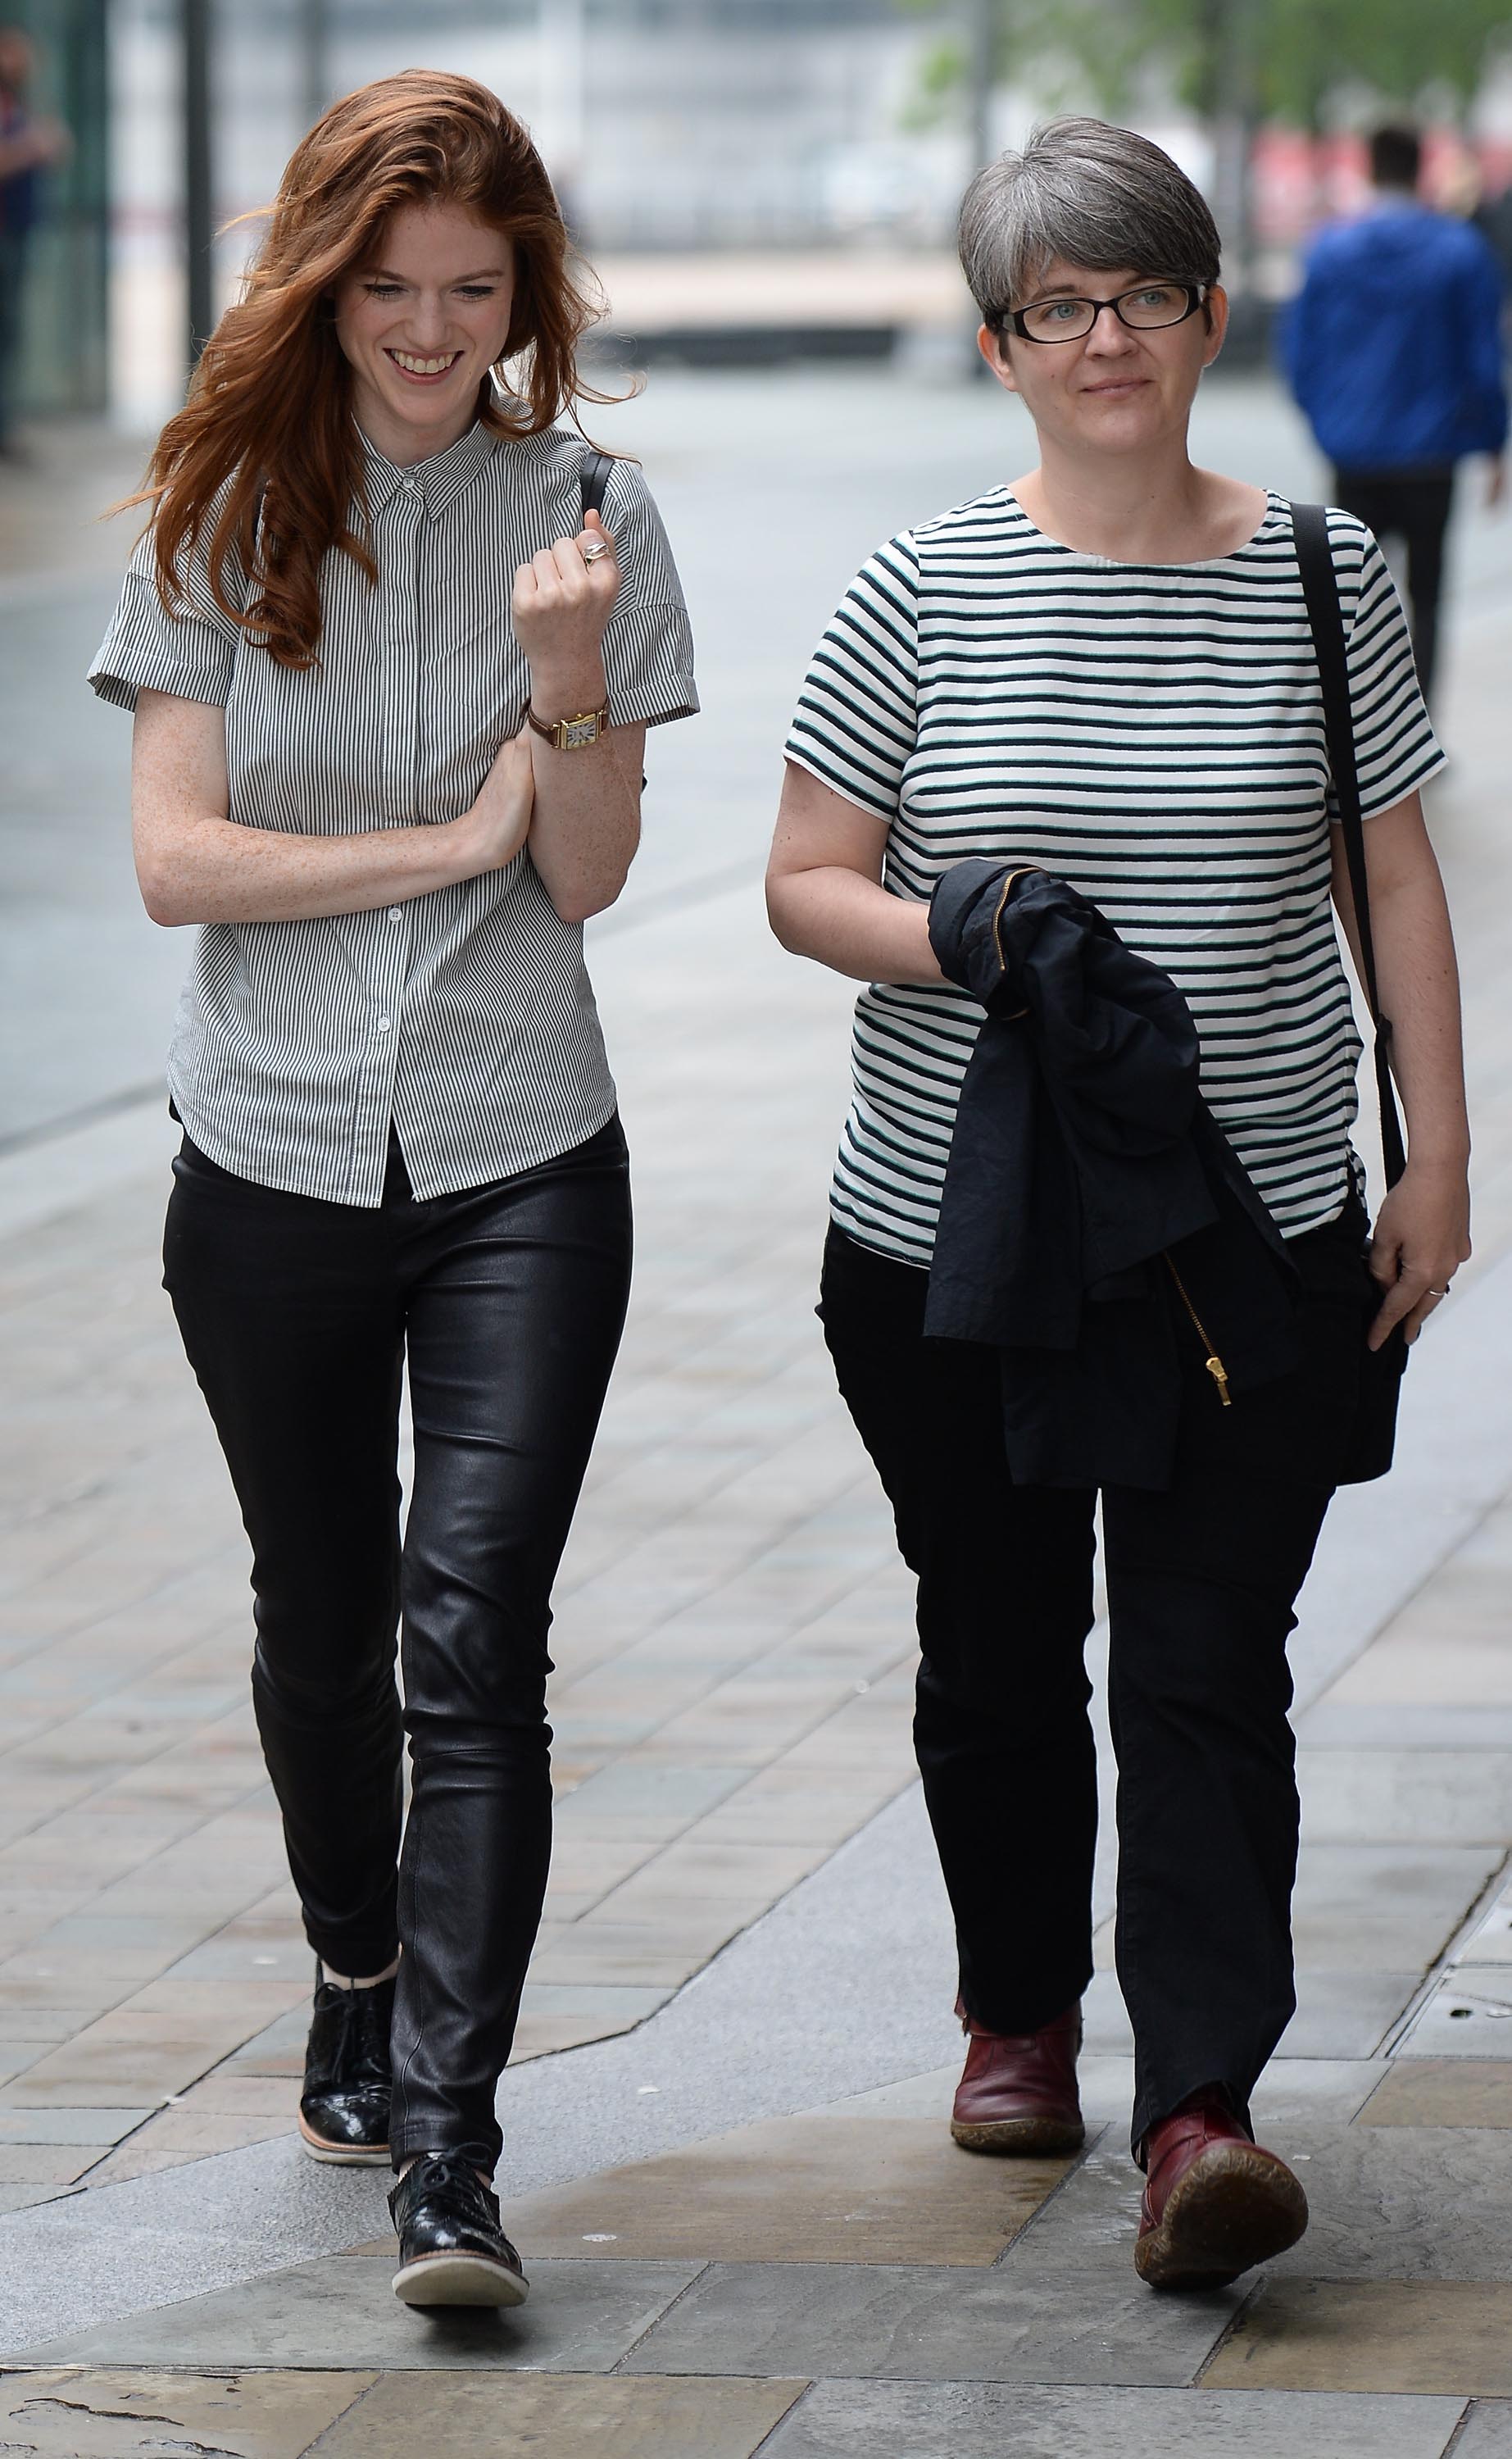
[923,861,1304,1488]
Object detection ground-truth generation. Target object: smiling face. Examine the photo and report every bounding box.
[979,257,1227,464]
[333,201,515,466]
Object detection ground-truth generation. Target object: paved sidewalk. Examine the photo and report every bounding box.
[2,370,1512,2450]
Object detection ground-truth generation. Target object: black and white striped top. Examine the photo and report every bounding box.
[89,419,697,1206]
[785,489,1441,1267]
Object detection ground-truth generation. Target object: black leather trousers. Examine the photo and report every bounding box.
[163,1117,632,2174]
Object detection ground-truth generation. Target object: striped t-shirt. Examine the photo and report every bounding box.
[785,489,1441,1268]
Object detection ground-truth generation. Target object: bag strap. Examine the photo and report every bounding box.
[579,446,615,527]
[1291,498,1408,1189]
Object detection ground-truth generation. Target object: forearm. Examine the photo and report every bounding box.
[524,656,642,924]
[765,865,944,986]
[136,810,474,927]
[1372,866,1470,1167]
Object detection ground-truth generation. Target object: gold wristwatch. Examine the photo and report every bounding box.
[526,701,609,751]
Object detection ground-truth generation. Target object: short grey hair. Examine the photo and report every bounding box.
[959,117,1221,326]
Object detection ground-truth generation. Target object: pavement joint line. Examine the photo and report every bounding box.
[606,2256,715,2373]
[1189,2272,1287,2388]
[987,2119,1113,2268]
[750,2383,819,2453]
[1380,1851,1512,2060]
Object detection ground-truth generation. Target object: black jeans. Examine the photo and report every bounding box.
[819,1217,1366,2153]
[1332,464,1455,707]
[163,1118,632,2174]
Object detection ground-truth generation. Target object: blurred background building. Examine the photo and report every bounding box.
[7,0,1512,425]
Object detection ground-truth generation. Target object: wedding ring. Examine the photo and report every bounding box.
[580,540,609,565]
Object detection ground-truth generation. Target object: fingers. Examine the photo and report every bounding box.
[1365,1251,1456,1350]
[1367,1278,1417,1350]
[513,535,619,607]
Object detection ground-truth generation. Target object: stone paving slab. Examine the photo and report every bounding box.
[311,2370,807,2458]
[1008,2117,1512,2289]
[1454,1892,1512,1966]
[1399,1974,1512,2057]
[345,2115,1074,2270]
[1360,2061,1512,2127]
[0,2366,375,2459]
[757,2380,1469,2459]
[1298,1752,1512,1847]
[16,2256,705,2373]
[615,2257,1240,2386]
[1265,2125,1512,2281]
[1206,2279,1512,2395]
[1457,2402,1512,2456]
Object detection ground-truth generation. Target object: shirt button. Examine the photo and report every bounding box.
[375,1016,391,1034]
[388,906,402,923]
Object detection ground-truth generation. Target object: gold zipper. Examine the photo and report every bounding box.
[1164,1255,1232,1407]
[990,866,1039,1016]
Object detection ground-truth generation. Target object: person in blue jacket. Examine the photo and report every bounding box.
[1284,122,1508,707]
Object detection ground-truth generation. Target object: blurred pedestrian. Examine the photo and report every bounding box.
[1284,122,1508,707]
[0,23,69,458]
[770,117,1469,2294]
[89,70,695,2308]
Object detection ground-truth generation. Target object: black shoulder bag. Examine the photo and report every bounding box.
[1292,499,1409,1477]
[579,445,615,527]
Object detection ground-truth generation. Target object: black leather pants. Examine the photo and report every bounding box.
[163,1117,632,2174]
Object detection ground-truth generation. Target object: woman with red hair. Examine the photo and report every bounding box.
[90,70,695,2307]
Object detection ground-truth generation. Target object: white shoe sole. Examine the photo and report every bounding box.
[392,2251,530,2308]
[297,2111,391,2166]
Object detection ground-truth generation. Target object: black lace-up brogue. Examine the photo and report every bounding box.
[297,1967,394,2166]
[389,2152,529,2307]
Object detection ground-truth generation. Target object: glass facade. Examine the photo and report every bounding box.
[11,0,110,413]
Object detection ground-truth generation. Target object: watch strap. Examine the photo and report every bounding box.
[526,702,609,750]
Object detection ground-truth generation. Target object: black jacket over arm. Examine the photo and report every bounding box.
[924,861,1301,1489]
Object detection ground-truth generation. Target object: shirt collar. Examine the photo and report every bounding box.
[356,418,497,521]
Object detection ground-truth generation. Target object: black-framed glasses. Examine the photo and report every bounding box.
[995,282,1208,344]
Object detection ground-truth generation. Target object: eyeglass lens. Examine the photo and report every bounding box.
[1017,284,1193,342]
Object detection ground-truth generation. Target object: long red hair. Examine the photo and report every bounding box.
[136,70,606,668]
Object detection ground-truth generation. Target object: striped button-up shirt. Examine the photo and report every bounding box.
[89,418,697,1205]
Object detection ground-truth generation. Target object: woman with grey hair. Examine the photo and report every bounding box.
[768,118,1469,2290]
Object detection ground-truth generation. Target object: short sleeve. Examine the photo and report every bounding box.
[88,511,244,714]
[597,457,697,730]
[784,534,920,822]
[1331,513,1446,818]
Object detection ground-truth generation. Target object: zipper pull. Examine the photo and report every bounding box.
[1205,1354,1232,1408]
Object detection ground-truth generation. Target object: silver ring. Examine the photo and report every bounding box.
[580,540,609,566]
[1428,1286,1451,1298]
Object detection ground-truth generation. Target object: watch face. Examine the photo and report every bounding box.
[561,713,602,748]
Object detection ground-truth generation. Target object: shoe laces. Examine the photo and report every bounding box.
[320,1979,391,2092]
[406,2150,498,2222]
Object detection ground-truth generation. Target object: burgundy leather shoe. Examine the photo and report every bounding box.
[950,1996,1085,2156]
[1135,2092,1308,2289]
